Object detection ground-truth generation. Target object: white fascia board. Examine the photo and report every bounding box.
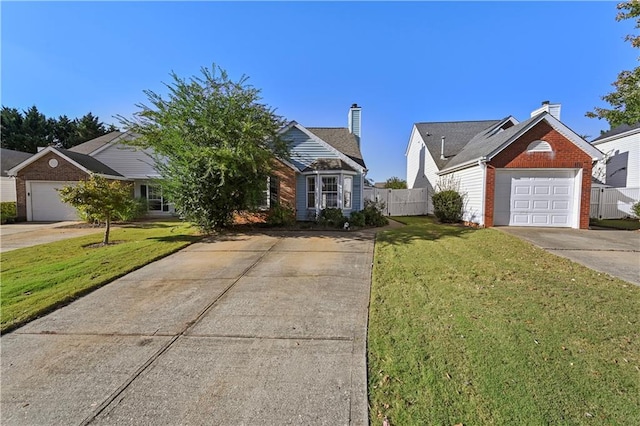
[404,125,419,157]
[290,123,366,174]
[94,173,132,181]
[6,147,64,176]
[90,131,140,156]
[592,126,640,145]
[485,113,604,164]
[437,159,483,175]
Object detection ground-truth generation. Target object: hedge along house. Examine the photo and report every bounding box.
[7,146,127,221]
[276,104,368,221]
[406,102,603,229]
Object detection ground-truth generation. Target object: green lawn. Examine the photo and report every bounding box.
[590,218,640,230]
[369,216,639,425]
[1,220,201,333]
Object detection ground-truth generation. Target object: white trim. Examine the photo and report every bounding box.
[6,146,125,180]
[404,125,421,157]
[282,122,366,173]
[591,126,640,145]
[573,168,583,229]
[89,131,137,156]
[479,159,487,227]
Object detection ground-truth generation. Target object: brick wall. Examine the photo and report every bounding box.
[271,159,297,212]
[15,152,89,220]
[485,121,593,229]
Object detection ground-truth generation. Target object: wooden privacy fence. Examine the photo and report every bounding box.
[590,187,640,219]
[363,188,430,216]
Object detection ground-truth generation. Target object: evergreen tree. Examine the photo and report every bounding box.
[1,107,26,151]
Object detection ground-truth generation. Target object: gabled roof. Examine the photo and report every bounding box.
[439,112,603,173]
[305,127,366,168]
[1,148,32,177]
[414,120,502,169]
[279,121,366,173]
[7,146,125,179]
[68,131,138,155]
[591,122,640,144]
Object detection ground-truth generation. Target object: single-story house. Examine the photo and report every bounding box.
[406,102,603,229]
[275,104,367,221]
[1,148,32,202]
[590,122,640,188]
[8,104,367,222]
[7,146,126,221]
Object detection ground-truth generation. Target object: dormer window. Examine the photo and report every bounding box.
[527,140,552,153]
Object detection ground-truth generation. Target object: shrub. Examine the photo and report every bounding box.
[318,208,347,228]
[632,201,640,220]
[115,197,149,222]
[266,204,296,227]
[348,210,366,227]
[432,189,463,223]
[1,202,17,224]
[363,199,389,227]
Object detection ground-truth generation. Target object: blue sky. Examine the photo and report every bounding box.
[2,1,636,182]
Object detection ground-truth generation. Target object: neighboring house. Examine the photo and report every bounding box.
[1,148,32,202]
[275,104,368,220]
[7,146,125,221]
[590,123,640,188]
[8,104,367,222]
[406,102,603,229]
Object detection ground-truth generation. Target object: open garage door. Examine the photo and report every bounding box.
[494,170,578,228]
[28,181,79,221]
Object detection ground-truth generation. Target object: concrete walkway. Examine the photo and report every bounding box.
[1,230,375,425]
[499,227,640,286]
[0,221,106,252]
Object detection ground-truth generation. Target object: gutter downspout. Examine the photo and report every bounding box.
[478,157,487,227]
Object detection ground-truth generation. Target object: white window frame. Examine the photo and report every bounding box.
[307,176,317,209]
[321,175,339,209]
[343,176,353,210]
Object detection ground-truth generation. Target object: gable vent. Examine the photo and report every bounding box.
[527,140,552,153]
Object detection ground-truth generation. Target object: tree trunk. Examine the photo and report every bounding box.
[104,214,110,245]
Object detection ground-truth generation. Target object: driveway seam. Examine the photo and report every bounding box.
[80,236,283,425]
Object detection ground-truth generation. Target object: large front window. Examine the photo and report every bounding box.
[321,176,338,208]
[141,184,169,212]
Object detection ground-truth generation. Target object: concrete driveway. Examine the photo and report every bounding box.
[1,230,374,425]
[0,221,106,252]
[499,227,640,286]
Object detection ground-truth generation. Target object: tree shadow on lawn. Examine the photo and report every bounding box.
[376,218,478,246]
[146,235,203,243]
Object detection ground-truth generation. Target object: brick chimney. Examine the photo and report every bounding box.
[348,103,361,146]
[531,100,561,120]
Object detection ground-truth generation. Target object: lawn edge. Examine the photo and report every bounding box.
[1,237,203,335]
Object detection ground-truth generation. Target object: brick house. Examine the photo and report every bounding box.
[405,102,603,229]
[8,104,368,222]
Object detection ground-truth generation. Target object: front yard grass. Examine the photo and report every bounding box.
[1,220,201,333]
[590,217,640,230]
[369,216,639,425]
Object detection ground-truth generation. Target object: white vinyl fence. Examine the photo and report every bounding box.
[363,188,430,216]
[590,187,640,219]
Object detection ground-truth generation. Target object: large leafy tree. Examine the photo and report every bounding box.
[586,1,640,127]
[120,65,288,232]
[384,176,408,189]
[58,176,135,245]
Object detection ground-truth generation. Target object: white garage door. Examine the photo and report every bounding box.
[28,181,79,221]
[494,170,578,227]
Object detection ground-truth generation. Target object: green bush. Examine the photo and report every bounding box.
[1,202,17,224]
[115,197,149,222]
[432,189,463,223]
[348,210,366,227]
[318,208,347,228]
[632,201,640,220]
[266,204,296,227]
[363,199,388,227]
